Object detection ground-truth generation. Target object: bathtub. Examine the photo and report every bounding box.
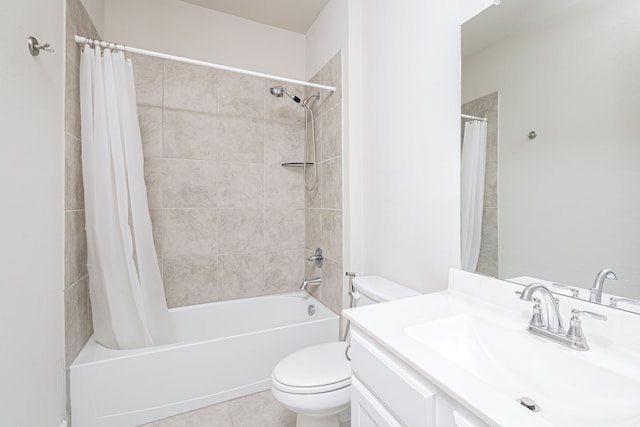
[70,291,339,427]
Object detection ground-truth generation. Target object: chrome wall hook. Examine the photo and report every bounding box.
[28,36,54,56]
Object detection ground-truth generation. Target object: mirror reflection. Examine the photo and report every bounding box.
[461,0,640,312]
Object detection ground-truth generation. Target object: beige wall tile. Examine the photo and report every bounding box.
[309,258,342,315]
[305,208,322,251]
[217,71,265,119]
[265,250,305,292]
[321,157,342,210]
[144,157,163,209]
[138,105,163,158]
[321,105,342,161]
[65,60,81,140]
[163,257,217,308]
[163,109,217,160]
[264,122,304,165]
[229,391,296,427]
[163,159,217,208]
[142,400,232,427]
[265,209,305,251]
[264,165,304,209]
[131,53,163,107]
[304,162,322,208]
[217,116,264,163]
[65,134,84,210]
[164,61,217,113]
[217,209,264,254]
[319,51,342,116]
[217,253,265,300]
[217,163,264,208]
[322,210,342,263]
[163,209,217,258]
[64,276,92,366]
[65,211,87,287]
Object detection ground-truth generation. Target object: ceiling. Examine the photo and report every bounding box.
[180,0,330,34]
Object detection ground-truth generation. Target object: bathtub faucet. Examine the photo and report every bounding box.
[300,277,321,291]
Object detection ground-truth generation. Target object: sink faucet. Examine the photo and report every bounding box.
[519,283,606,351]
[590,269,617,303]
[300,277,321,291]
[520,283,565,333]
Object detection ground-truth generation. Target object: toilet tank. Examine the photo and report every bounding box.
[352,276,420,306]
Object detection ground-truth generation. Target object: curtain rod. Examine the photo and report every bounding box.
[74,35,336,92]
[461,114,487,121]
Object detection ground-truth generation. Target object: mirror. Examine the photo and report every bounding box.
[461,0,640,313]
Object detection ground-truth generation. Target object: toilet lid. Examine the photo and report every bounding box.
[272,341,351,394]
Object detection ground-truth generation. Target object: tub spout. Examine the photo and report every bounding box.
[300,277,321,291]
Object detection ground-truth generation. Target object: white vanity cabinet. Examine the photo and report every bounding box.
[350,328,490,427]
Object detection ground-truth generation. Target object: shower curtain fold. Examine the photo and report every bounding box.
[461,120,488,272]
[80,46,173,349]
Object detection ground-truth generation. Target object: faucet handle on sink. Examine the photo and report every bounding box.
[552,283,581,298]
[529,298,546,328]
[566,309,607,351]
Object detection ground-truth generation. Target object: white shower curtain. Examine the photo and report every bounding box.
[79,45,173,349]
[460,120,488,272]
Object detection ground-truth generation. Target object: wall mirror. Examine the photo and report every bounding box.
[461,0,640,313]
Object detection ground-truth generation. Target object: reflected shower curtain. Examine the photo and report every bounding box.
[460,120,488,272]
[79,46,173,349]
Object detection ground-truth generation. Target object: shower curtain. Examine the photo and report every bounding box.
[79,45,173,349]
[460,120,488,272]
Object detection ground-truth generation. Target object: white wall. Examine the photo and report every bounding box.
[462,0,640,295]
[0,0,65,425]
[347,0,488,293]
[103,0,306,79]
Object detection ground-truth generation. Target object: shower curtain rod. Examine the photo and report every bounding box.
[461,114,487,121]
[74,35,336,92]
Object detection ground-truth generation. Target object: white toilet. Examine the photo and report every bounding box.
[271,276,420,427]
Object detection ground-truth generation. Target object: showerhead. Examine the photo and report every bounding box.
[270,86,301,104]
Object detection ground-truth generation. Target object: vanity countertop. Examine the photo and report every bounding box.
[343,269,640,427]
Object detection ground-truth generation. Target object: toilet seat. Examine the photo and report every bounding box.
[272,342,351,395]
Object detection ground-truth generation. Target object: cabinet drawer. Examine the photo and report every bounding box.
[352,377,403,427]
[351,329,435,427]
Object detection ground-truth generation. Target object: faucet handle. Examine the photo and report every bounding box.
[571,309,607,322]
[610,297,640,309]
[529,298,546,328]
[552,283,581,298]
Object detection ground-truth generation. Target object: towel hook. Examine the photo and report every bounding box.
[28,36,54,56]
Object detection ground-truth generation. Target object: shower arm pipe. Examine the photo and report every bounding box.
[74,35,336,93]
[461,113,487,121]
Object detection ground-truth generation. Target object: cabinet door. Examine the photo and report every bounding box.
[351,377,403,427]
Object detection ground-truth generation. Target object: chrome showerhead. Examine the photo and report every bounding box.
[270,86,301,104]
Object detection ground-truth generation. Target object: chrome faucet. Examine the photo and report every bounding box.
[300,277,321,291]
[520,283,565,333]
[590,269,617,303]
[519,283,606,351]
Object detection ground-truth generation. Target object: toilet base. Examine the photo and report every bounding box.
[297,406,350,427]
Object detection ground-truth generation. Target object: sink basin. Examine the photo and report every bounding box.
[405,314,640,427]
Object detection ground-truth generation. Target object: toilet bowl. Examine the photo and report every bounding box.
[271,276,421,427]
[271,341,351,427]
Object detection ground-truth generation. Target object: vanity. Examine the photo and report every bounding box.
[343,269,640,427]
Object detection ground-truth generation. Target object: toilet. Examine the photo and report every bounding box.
[271,276,420,427]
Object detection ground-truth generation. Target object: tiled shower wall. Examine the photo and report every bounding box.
[132,55,314,307]
[64,0,96,420]
[304,52,343,315]
[462,91,499,277]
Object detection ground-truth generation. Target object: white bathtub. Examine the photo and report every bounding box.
[70,291,339,427]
